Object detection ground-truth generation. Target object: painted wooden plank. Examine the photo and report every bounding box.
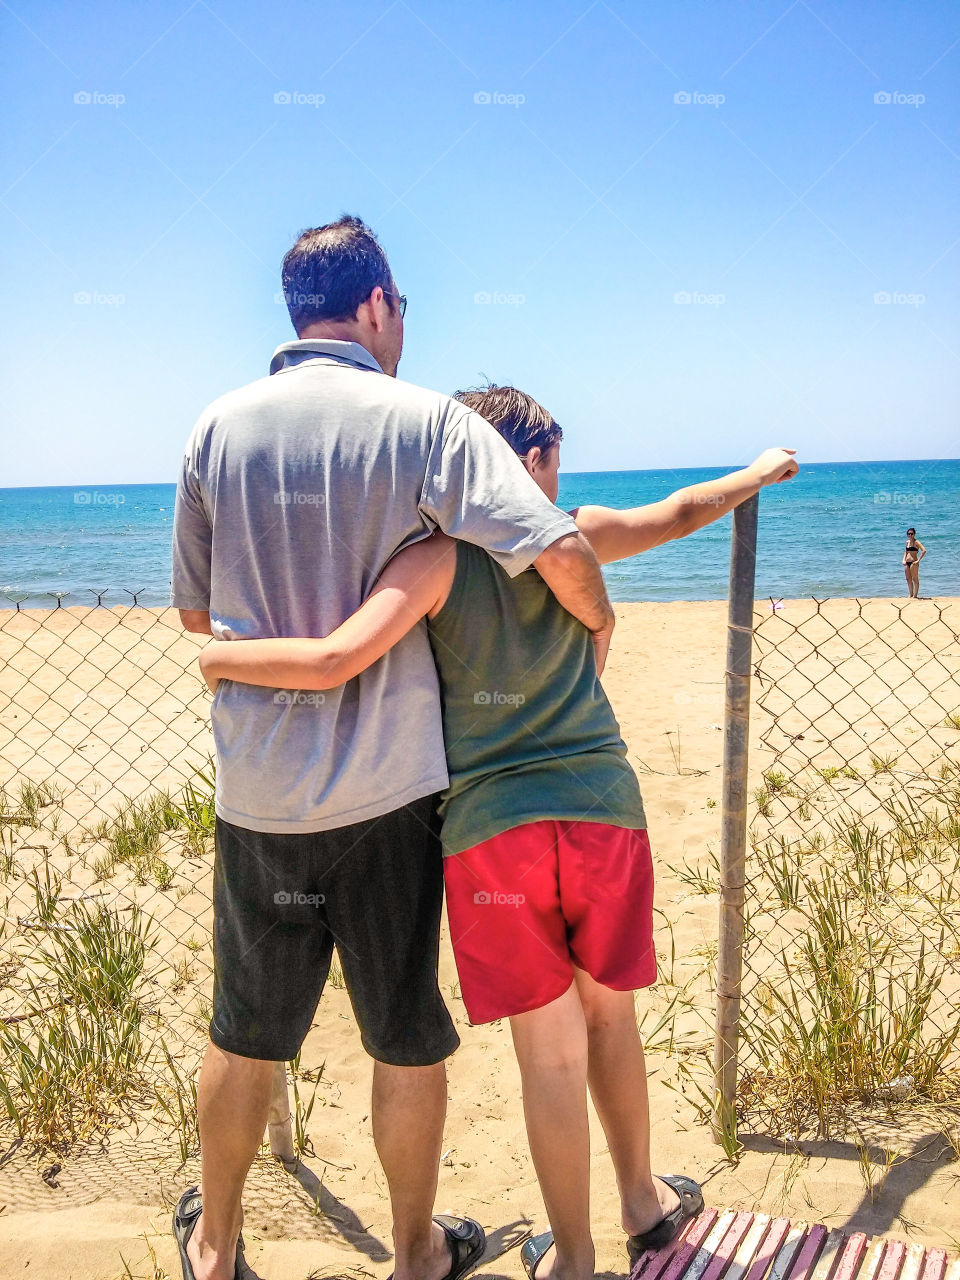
[742,1218,795,1280]
[725,1214,772,1280]
[785,1223,828,1280]
[832,1233,868,1280]
[684,1210,741,1280]
[918,1250,948,1280]
[877,1240,907,1280]
[635,1209,719,1280]
[942,1259,960,1280]
[632,1213,703,1280]
[809,1229,846,1280]
[766,1222,809,1280]
[900,1244,927,1280]
[700,1211,757,1280]
[857,1238,890,1280]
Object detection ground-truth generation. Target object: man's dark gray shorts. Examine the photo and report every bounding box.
[210,794,460,1066]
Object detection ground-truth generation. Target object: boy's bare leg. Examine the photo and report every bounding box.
[509,982,595,1280]
[372,1061,453,1280]
[187,1041,274,1280]
[572,968,680,1236]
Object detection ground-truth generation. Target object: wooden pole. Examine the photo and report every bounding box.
[266,1060,297,1168]
[713,492,759,1143]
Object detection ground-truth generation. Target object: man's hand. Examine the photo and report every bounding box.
[746,448,798,487]
[533,532,616,673]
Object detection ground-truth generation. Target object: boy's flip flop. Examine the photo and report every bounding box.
[521,1230,555,1280]
[433,1215,486,1280]
[173,1186,246,1280]
[626,1175,704,1261]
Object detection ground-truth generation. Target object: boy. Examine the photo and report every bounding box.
[199,387,797,1280]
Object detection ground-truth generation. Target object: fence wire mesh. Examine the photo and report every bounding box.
[3,593,960,1215]
[736,597,960,1141]
[0,599,216,1173]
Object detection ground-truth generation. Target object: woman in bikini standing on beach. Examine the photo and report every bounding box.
[903,527,926,597]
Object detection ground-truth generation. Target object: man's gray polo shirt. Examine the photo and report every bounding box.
[172,339,577,833]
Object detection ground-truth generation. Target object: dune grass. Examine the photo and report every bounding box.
[88,760,217,885]
[738,771,960,1138]
[0,900,154,1149]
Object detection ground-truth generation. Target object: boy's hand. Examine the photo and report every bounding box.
[747,448,798,486]
[591,617,615,677]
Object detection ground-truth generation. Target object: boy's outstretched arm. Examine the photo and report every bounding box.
[198,534,456,693]
[572,448,798,565]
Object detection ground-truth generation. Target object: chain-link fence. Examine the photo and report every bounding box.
[0,599,216,1172]
[4,587,960,1221]
[733,596,960,1141]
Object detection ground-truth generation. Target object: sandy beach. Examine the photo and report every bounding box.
[1,597,958,1279]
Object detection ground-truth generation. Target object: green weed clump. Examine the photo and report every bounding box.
[739,777,960,1139]
[91,761,217,885]
[0,901,154,1149]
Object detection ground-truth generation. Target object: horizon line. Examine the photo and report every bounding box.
[2,456,958,493]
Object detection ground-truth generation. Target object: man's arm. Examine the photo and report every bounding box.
[574,448,798,565]
[420,404,615,664]
[533,532,615,671]
[172,424,214,632]
[180,610,213,635]
[198,535,455,693]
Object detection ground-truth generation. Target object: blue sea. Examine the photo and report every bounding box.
[1,459,956,607]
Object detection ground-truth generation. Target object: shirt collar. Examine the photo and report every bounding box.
[269,339,383,376]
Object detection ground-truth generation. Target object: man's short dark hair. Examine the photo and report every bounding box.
[455,384,562,457]
[281,215,394,332]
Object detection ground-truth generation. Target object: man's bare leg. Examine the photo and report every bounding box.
[186,1041,274,1280]
[572,969,680,1236]
[509,983,595,1280]
[373,1061,453,1280]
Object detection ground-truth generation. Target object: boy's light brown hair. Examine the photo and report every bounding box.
[455,384,562,457]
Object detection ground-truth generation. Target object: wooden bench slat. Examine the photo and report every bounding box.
[726,1213,773,1280]
[684,1209,741,1280]
[919,1250,948,1280]
[858,1238,890,1280]
[832,1232,868,1280]
[787,1224,829,1280]
[768,1221,810,1280]
[877,1239,908,1280]
[700,1211,757,1280]
[810,1229,847,1280]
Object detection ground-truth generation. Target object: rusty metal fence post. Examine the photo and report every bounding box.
[712,492,759,1144]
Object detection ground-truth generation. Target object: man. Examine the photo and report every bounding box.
[170,216,613,1280]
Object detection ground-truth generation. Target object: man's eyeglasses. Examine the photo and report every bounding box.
[383,291,407,318]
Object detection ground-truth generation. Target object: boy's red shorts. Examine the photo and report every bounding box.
[443,820,656,1024]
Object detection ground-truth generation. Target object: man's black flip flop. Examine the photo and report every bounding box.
[626,1175,704,1262]
[433,1215,486,1280]
[173,1186,246,1280]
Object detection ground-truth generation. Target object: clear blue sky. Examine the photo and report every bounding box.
[3,0,957,486]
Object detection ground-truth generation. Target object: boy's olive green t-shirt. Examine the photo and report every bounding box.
[428,542,647,857]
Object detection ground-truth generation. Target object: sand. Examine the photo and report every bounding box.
[0,597,958,1279]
